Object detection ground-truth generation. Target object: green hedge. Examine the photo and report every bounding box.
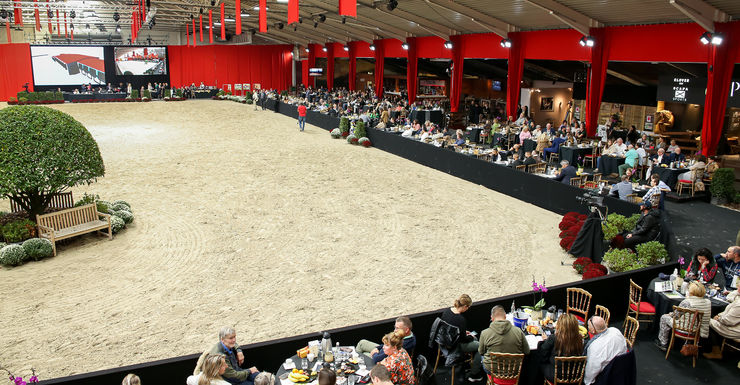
[16,91,64,101]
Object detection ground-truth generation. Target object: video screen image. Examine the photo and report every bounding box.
[115,47,167,75]
[31,46,106,86]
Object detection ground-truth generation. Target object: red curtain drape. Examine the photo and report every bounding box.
[338,0,356,17]
[584,28,610,137]
[34,0,40,31]
[192,18,196,47]
[449,35,464,113]
[348,41,357,91]
[259,0,267,33]
[701,22,740,156]
[0,43,34,101]
[199,14,203,42]
[373,39,384,97]
[5,22,11,43]
[14,1,22,25]
[220,3,225,40]
[326,43,335,90]
[235,0,241,35]
[506,32,523,119]
[288,0,299,24]
[406,37,418,105]
[169,45,292,91]
[56,10,60,36]
[208,10,213,44]
[64,12,67,37]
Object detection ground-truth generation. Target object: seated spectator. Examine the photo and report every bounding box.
[622,200,660,249]
[678,155,706,182]
[440,294,483,381]
[195,327,260,385]
[356,316,416,364]
[618,144,638,177]
[522,151,537,171]
[668,147,686,164]
[654,281,712,351]
[122,374,141,385]
[543,136,566,162]
[554,160,577,185]
[686,248,721,286]
[369,364,393,385]
[667,139,678,153]
[654,136,667,150]
[318,368,336,385]
[539,314,584,384]
[702,286,740,359]
[454,130,466,146]
[642,174,670,208]
[188,353,231,385]
[511,153,523,167]
[479,305,529,376]
[583,316,628,385]
[609,175,633,201]
[519,127,532,145]
[715,246,740,289]
[379,330,415,385]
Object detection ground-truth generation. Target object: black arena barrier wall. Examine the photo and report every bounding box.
[38,263,675,385]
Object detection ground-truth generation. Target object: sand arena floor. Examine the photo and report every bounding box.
[0,100,578,379]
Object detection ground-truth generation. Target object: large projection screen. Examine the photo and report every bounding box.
[31,46,106,86]
[114,47,167,75]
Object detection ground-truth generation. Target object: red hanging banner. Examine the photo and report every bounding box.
[208,10,213,44]
[13,1,22,25]
[6,21,11,43]
[47,1,52,34]
[64,11,67,37]
[199,14,203,42]
[288,0,299,24]
[142,0,146,23]
[56,10,60,36]
[235,0,241,35]
[259,0,266,33]
[338,0,356,18]
[220,3,225,40]
[71,25,73,40]
[192,18,196,47]
[186,23,190,46]
[34,0,40,31]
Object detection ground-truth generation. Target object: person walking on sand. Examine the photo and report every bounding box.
[298,103,307,131]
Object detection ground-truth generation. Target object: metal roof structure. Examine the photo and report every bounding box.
[1,0,738,45]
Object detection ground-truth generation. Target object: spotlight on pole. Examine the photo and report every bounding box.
[401,42,409,50]
[113,12,120,22]
[699,31,711,45]
[319,14,326,22]
[369,44,376,51]
[443,40,453,49]
[322,46,327,52]
[500,38,512,48]
[711,33,723,45]
[343,45,349,51]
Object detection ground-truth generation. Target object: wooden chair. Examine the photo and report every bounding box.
[582,181,599,189]
[433,346,474,385]
[591,173,602,183]
[566,287,592,323]
[534,163,547,174]
[594,305,610,325]
[569,176,583,187]
[721,337,740,354]
[486,353,524,385]
[622,316,639,349]
[516,164,527,172]
[544,356,588,385]
[549,152,559,164]
[665,306,703,367]
[583,146,598,169]
[625,279,656,328]
[626,194,642,204]
[676,179,695,197]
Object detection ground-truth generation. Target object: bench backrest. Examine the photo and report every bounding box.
[10,191,74,213]
[36,204,100,231]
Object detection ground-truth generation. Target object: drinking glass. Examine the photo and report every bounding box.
[301,358,308,370]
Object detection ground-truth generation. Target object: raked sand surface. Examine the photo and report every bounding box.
[0,100,578,379]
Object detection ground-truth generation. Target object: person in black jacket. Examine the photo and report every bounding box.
[522,151,537,172]
[623,200,661,249]
[440,294,484,382]
[554,160,578,185]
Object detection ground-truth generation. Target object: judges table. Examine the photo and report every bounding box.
[598,155,625,175]
[63,92,127,101]
[193,89,218,99]
[559,146,593,167]
[651,166,688,189]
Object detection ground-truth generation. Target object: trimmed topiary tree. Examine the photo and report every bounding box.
[339,117,350,137]
[354,120,367,139]
[710,168,735,204]
[131,89,140,99]
[22,238,54,261]
[0,106,105,219]
[0,244,28,266]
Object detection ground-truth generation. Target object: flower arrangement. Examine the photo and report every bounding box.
[582,263,608,280]
[2,367,39,385]
[524,277,547,312]
[358,137,372,147]
[573,257,592,274]
[346,134,358,144]
[677,256,687,278]
[560,236,576,251]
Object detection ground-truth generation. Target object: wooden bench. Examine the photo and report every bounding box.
[10,191,74,213]
[36,203,112,256]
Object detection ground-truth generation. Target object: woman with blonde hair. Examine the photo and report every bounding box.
[187,353,230,385]
[538,313,584,383]
[655,281,712,351]
[379,330,415,385]
[122,374,141,385]
[440,294,483,381]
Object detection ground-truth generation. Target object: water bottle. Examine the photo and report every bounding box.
[670,268,677,282]
[511,301,516,315]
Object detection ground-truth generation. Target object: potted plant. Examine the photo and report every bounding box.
[603,248,647,273]
[523,277,547,320]
[710,168,735,205]
[339,117,350,138]
[635,241,668,265]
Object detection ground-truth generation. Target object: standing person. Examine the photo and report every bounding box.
[297,103,307,131]
[538,314,584,384]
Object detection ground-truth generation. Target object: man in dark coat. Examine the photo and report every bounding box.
[623,200,661,249]
[554,160,578,185]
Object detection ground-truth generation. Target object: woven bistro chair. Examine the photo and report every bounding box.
[625,279,656,328]
[583,146,598,169]
[544,356,587,385]
[582,181,599,189]
[569,176,583,188]
[566,287,592,323]
[486,353,524,385]
[594,305,611,326]
[516,164,527,172]
[665,306,703,367]
[622,316,639,349]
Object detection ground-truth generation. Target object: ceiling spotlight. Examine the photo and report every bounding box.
[369,44,376,51]
[401,42,409,50]
[314,22,318,28]
[500,38,512,48]
[443,40,453,49]
[113,12,120,22]
[711,33,723,45]
[322,46,327,52]
[319,14,326,23]
[47,9,53,19]
[578,36,595,47]
[387,0,398,11]
[343,45,349,51]
[116,24,121,33]
[70,10,76,19]
[0,10,7,19]
[277,22,284,29]
[305,47,309,53]
[699,31,711,45]
[211,0,216,6]
[294,26,297,31]
[342,17,346,24]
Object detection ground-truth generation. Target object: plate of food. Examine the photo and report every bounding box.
[288,369,317,383]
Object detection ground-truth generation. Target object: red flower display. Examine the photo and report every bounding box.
[560,236,576,251]
[582,263,608,280]
[573,257,592,274]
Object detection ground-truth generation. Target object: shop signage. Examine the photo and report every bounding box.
[729,80,740,108]
[657,75,706,105]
